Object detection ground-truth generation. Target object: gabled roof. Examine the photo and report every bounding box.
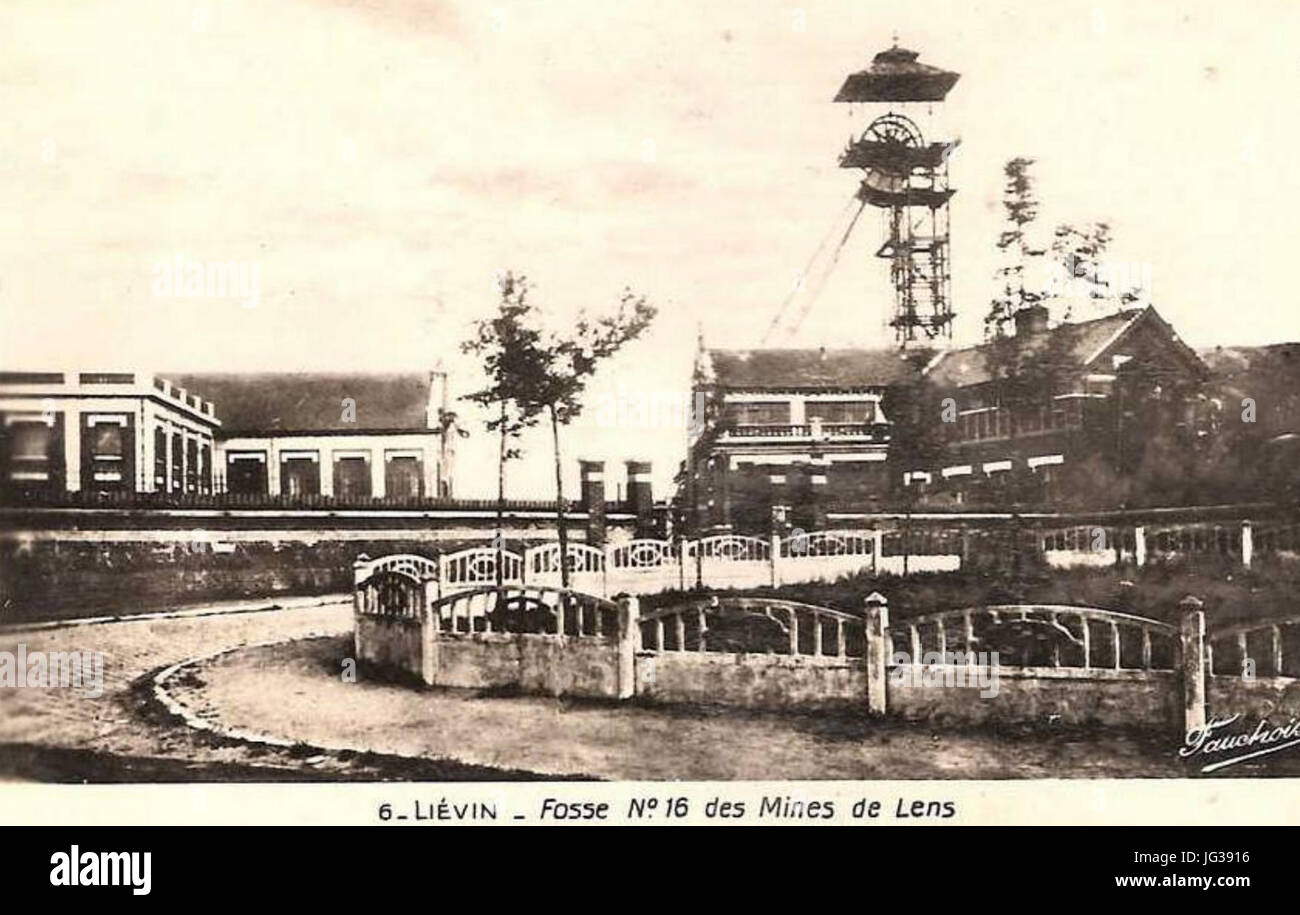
[924,307,1202,388]
[702,348,920,390]
[173,373,434,434]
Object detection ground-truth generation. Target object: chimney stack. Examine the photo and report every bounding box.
[1014,305,1050,337]
[579,460,606,546]
[625,460,653,537]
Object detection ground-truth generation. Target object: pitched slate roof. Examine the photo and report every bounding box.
[704,348,920,390]
[173,373,433,434]
[924,309,1149,389]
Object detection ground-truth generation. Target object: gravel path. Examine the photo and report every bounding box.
[0,599,555,782]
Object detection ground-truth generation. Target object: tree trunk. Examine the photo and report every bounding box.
[550,406,570,590]
[496,402,506,589]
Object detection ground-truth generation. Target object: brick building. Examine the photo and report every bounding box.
[917,305,1208,506]
[674,305,1211,531]
[677,342,918,535]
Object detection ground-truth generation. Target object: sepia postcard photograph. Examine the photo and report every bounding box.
[0,0,1295,883]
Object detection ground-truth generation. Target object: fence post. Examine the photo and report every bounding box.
[1134,526,1147,567]
[352,555,370,660]
[1241,521,1253,569]
[617,595,640,700]
[864,591,889,716]
[1180,595,1206,738]
[421,576,440,687]
[353,554,371,588]
[770,534,782,588]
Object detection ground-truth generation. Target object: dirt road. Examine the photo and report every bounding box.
[0,599,553,781]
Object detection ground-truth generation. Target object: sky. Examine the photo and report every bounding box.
[3,0,1299,499]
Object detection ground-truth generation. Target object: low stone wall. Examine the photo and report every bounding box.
[635,651,869,712]
[354,614,428,683]
[1208,675,1300,722]
[434,634,521,689]
[886,665,1181,728]
[517,637,623,698]
[436,633,623,698]
[354,584,1255,737]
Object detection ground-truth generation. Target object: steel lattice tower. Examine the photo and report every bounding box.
[835,44,960,347]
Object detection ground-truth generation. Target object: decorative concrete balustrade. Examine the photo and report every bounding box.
[396,517,1283,601]
[1040,518,1291,570]
[353,562,639,700]
[354,556,1296,733]
[371,529,959,599]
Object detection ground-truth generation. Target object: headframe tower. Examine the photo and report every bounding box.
[835,42,960,347]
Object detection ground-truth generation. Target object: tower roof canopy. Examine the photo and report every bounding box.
[834,45,960,103]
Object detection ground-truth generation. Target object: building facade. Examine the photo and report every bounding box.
[0,370,452,501]
[0,372,220,495]
[673,306,1211,531]
[916,305,1209,506]
[678,344,918,534]
[175,372,453,500]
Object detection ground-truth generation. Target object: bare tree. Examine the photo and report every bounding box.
[523,289,656,588]
[461,273,546,584]
[462,275,656,590]
[986,157,1046,340]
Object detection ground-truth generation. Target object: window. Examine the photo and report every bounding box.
[333,455,371,499]
[725,402,791,426]
[170,434,183,491]
[385,454,423,500]
[280,454,320,497]
[10,423,52,461]
[3,418,59,488]
[81,415,133,491]
[92,423,124,460]
[198,442,211,493]
[185,439,199,492]
[226,453,268,495]
[154,428,167,488]
[805,401,872,424]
